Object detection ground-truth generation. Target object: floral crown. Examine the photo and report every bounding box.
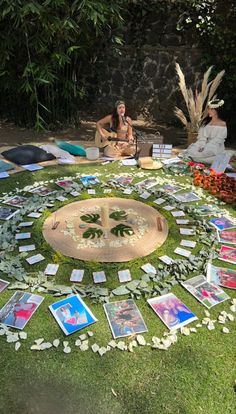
[208,99,224,109]
[115,100,125,108]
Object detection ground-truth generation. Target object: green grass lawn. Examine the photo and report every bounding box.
[0,162,236,414]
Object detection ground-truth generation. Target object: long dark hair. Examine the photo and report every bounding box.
[111,100,126,131]
[202,106,226,126]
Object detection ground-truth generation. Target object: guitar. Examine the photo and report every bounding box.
[95,128,128,148]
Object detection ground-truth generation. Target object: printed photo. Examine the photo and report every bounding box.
[173,192,201,203]
[217,230,236,246]
[135,178,158,189]
[104,299,148,339]
[56,179,75,190]
[3,195,28,208]
[49,295,97,335]
[159,184,182,194]
[30,186,56,197]
[0,291,44,329]
[148,293,197,330]
[182,275,229,308]
[0,279,9,293]
[219,245,236,265]
[0,207,19,221]
[207,263,236,290]
[209,216,235,231]
[114,175,133,185]
[80,175,100,187]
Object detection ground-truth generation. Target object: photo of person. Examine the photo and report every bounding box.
[217,230,236,246]
[104,299,148,338]
[30,186,56,197]
[56,180,75,189]
[49,295,97,335]
[182,275,229,308]
[219,245,236,265]
[207,263,236,290]
[173,192,201,203]
[210,217,235,231]
[159,184,182,194]
[80,175,100,187]
[135,178,158,189]
[0,279,9,293]
[148,293,197,330]
[0,207,19,221]
[0,291,44,329]
[3,195,28,208]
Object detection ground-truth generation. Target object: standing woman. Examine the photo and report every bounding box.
[184,99,228,164]
[96,100,135,157]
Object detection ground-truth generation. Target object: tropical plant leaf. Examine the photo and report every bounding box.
[109,210,128,221]
[80,213,100,223]
[83,228,103,239]
[110,224,134,237]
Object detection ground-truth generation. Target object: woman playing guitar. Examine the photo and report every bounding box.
[96,100,135,157]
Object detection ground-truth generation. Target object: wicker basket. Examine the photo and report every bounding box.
[187,132,198,146]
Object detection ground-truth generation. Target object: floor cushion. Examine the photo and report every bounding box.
[1,145,56,165]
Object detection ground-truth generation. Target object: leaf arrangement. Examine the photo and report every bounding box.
[109,210,128,221]
[110,224,134,237]
[80,213,100,223]
[83,228,103,239]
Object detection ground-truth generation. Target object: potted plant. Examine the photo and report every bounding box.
[174,63,225,146]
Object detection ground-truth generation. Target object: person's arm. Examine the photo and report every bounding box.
[126,116,134,143]
[96,115,112,142]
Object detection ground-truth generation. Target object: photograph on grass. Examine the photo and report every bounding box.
[207,263,236,289]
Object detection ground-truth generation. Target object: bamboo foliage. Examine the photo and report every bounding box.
[174,63,225,133]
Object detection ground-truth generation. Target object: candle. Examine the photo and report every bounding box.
[101,205,109,229]
[156,216,163,231]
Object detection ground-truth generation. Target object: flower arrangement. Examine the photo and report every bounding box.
[174,64,225,134]
[193,170,236,204]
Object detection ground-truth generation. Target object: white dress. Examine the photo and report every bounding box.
[184,125,227,164]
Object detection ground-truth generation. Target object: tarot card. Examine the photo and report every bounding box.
[159,184,182,194]
[135,178,158,189]
[123,188,133,195]
[44,264,59,276]
[180,228,195,236]
[80,175,100,187]
[207,263,236,290]
[104,299,148,339]
[153,198,166,205]
[217,230,236,246]
[173,192,201,203]
[70,191,80,197]
[174,247,191,258]
[18,221,33,228]
[0,279,9,293]
[181,275,229,309]
[49,294,97,336]
[176,219,190,225]
[26,254,45,265]
[19,244,36,252]
[93,271,106,284]
[171,211,186,217]
[30,186,56,197]
[87,189,96,195]
[219,245,236,265]
[163,205,175,211]
[27,212,42,218]
[159,255,173,265]
[15,232,31,240]
[147,293,197,331]
[0,291,44,329]
[139,191,151,200]
[209,216,235,231]
[141,263,156,274]
[56,179,75,190]
[3,195,28,208]
[0,207,19,221]
[70,269,84,283]
[0,172,9,179]
[21,164,44,171]
[118,269,132,283]
[180,240,196,248]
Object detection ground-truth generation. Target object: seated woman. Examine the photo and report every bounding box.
[184,99,228,164]
[96,100,135,157]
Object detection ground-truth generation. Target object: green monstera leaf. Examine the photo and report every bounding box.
[109,210,128,221]
[83,228,103,239]
[111,224,134,237]
[80,213,100,223]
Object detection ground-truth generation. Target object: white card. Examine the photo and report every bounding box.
[163,205,175,211]
[70,269,84,283]
[123,188,133,195]
[103,189,112,194]
[0,172,9,179]
[141,263,156,274]
[56,196,68,202]
[15,232,31,240]
[26,254,45,265]
[19,244,36,252]
[180,240,196,248]
[93,271,106,283]
[171,211,185,217]
[159,255,173,265]
[174,247,191,258]
[139,191,151,199]
[88,189,96,195]
[44,263,59,275]
[70,191,80,197]
[18,221,34,227]
[180,228,195,236]
[176,219,190,225]
[27,212,42,218]
[118,269,132,283]
[121,158,137,166]
[153,198,166,205]
[21,164,44,171]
